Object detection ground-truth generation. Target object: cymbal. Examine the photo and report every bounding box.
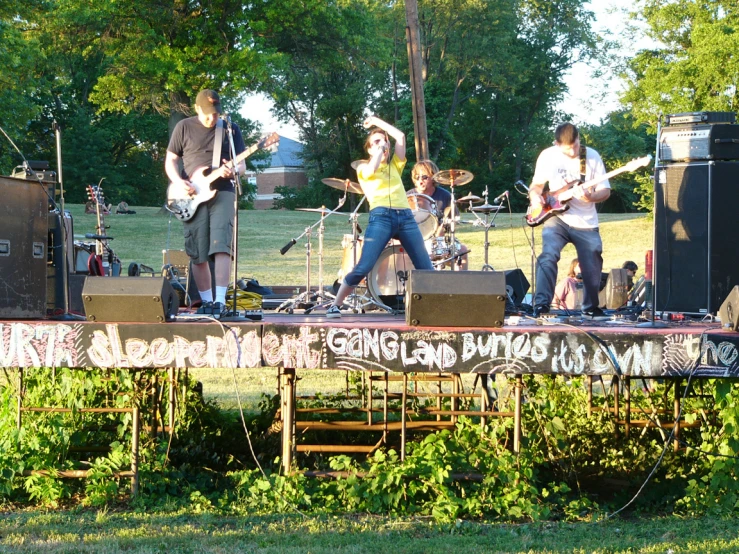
[350,159,367,170]
[321,177,363,195]
[470,203,502,213]
[456,194,481,203]
[433,169,474,186]
[296,207,334,215]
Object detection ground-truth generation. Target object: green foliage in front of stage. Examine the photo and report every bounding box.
[4,371,739,522]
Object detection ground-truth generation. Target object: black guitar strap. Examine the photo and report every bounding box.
[579,144,587,182]
[212,119,224,170]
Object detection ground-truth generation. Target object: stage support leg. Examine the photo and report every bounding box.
[17,368,23,431]
[168,367,176,435]
[279,368,296,473]
[625,376,631,438]
[513,375,522,454]
[131,406,140,496]
[674,379,681,453]
[365,371,372,426]
[480,375,488,429]
[401,373,408,461]
[587,375,593,417]
[382,372,389,445]
[613,376,620,437]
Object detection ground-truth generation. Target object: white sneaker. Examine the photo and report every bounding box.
[326,305,342,319]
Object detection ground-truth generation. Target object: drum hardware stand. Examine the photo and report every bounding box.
[339,196,394,314]
[469,186,503,271]
[277,198,345,314]
[446,174,462,271]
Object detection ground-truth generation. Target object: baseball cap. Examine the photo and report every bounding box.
[195,89,221,115]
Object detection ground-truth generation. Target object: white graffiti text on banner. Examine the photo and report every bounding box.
[0,323,79,368]
[86,324,261,368]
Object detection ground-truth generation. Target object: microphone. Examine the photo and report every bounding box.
[493,190,509,204]
[280,239,297,255]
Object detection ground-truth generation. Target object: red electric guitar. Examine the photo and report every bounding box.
[166,132,280,221]
[525,155,652,227]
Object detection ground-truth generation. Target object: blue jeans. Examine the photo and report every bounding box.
[534,216,603,311]
[344,207,434,287]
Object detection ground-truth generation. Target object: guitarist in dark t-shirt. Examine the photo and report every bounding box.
[164,89,246,316]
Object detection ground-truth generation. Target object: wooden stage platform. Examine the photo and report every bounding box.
[3,311,737,474]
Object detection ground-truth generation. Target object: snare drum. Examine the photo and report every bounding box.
[406,191,439,240]
[367,243,415,310]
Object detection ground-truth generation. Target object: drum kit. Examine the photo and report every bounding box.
[277,164,507,314]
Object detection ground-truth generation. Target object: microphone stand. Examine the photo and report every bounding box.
[220,115,249,322]
[637,115,666,328]
[277,198,346,314]
[514,180,537,300]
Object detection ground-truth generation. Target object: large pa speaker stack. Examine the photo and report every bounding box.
[654,114,739,314]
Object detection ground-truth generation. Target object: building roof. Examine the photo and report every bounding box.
[256,135,304,169]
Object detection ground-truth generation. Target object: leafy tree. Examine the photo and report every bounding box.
[623,0,739,126]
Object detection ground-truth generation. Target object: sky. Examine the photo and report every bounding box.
[241,2,642,142]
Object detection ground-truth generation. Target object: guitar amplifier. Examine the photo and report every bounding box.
[659,124,739,162]
[664,112,736,126]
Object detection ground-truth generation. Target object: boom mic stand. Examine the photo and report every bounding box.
[514,180,537,300]
[277,197,346,314]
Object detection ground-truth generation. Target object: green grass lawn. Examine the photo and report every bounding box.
[1,510,738,553]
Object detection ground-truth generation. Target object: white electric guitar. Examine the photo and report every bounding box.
[166,132,279,221]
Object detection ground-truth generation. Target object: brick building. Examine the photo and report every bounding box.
[248,135,308,209]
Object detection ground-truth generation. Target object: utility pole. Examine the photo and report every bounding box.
[405,0,429,160]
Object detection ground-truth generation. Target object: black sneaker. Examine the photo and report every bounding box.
[196,301,213,315]
[326,305,342,319]
[582,307,610,321]
[533,304,550,317]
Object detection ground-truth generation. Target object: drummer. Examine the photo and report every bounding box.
[410,160,469,270]
[326,116,434,318]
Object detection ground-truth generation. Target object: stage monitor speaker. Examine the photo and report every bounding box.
[504,269,530,306]
[405,270,506,328]
[654,161,739,314]
[82,277,178,322]
[719,286,739,331]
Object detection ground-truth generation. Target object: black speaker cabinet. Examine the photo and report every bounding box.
[655,162,739,314]
[82,277,178,322]
[504,269,530,306]
[405,270,506,327]
[0,176,48,319]
[719,286,739,331]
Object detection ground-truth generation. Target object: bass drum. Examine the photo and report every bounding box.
[366,243,415,311]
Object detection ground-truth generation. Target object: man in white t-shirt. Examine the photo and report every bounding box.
[528,123,610,318]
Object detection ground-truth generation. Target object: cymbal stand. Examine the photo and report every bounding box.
[469,186,503,271]
[277,198,345,314]
[304,205,341,314]
[447,174,460,271]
